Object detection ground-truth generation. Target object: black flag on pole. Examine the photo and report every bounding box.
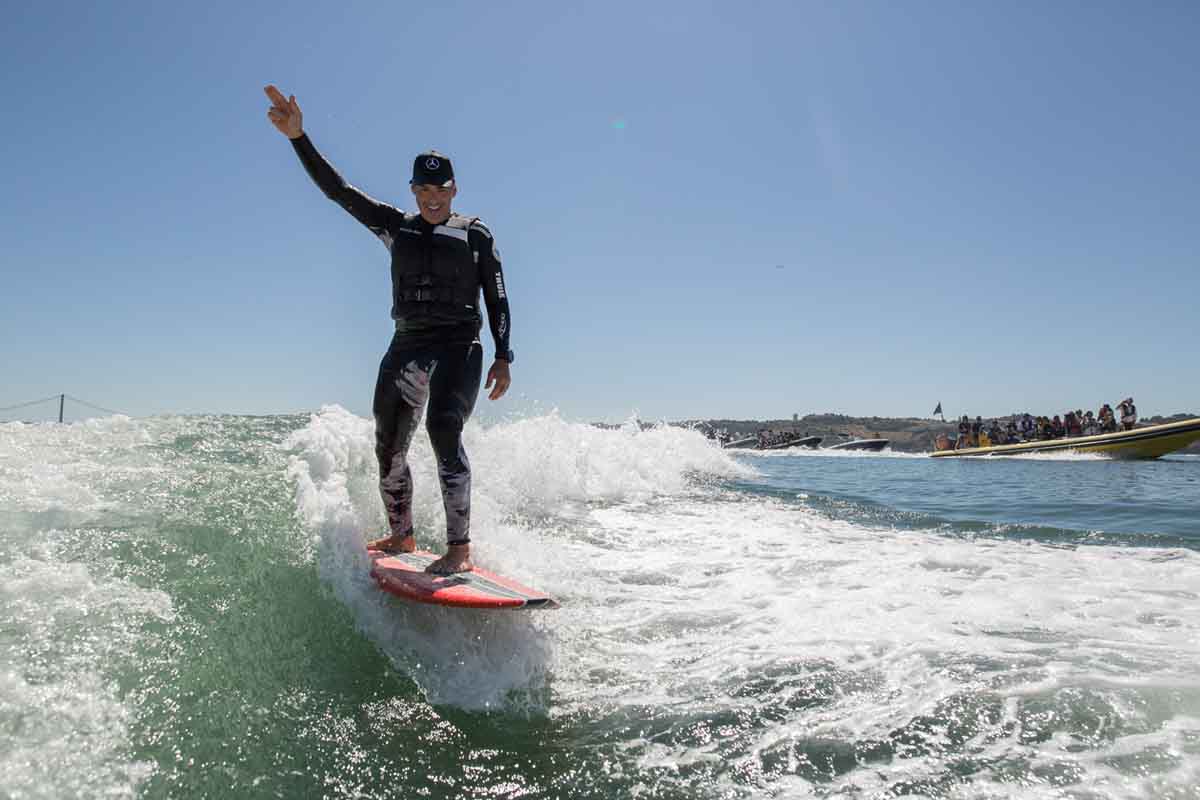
[933,402,944,421]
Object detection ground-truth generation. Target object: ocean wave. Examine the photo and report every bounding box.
[283,406,748,710]
[0,548,172,798]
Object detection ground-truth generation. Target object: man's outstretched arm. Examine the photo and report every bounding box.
[264,84,393,240]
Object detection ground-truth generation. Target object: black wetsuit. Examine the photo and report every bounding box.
[290,134,512,544]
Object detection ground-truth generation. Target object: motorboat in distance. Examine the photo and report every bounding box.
[722,434,822,451]
[931,417,1200,459]
[827,434,890,452]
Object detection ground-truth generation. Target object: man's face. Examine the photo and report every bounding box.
[411,183,457,224]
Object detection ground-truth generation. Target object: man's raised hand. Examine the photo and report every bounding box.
[264,85,303,139]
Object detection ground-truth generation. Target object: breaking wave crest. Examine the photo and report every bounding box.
[283,406,747,710]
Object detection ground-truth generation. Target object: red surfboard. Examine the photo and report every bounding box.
[368,549,560,610]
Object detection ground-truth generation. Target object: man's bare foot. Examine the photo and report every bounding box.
[366,532,416,553]
[425,544,473,575]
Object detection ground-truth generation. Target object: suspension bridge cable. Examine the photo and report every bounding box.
[64,395,131,417]
[0,395,63,413]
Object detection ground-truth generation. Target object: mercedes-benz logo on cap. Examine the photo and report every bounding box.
[425,157,440,170]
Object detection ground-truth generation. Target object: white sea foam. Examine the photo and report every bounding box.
[0,547,172,798]
[0,416,162,514]
[999,449,1113,461]
[556,492,1200,797]
[0,417,198,798]
[284,406,750,710]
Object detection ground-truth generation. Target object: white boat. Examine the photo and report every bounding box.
[827,433,890,452]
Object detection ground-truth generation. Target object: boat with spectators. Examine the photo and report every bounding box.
[930,417,1200,459]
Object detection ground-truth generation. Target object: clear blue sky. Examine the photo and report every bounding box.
[3,1,1198,423]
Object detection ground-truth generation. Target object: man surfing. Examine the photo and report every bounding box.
[264,85,514,575]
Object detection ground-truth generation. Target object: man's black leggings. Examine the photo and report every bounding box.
[372,337,483,545]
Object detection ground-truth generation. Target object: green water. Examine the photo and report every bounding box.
[3,412,1199,799]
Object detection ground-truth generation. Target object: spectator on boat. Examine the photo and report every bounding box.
[1119,397,1137,431]
[1098,404,1117,433]
[1020,414,1035,441]
[956,416,970,449]
[1065,411,1082,437]
[971,416,983,447]
[1082,410,1098,436]
[1006,419,1019,443]
[1051,415,1065,438]
[988,420,1003,444]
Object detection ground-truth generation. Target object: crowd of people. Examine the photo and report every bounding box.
[701,428,810,449]
[953,398,1138,450]
[754,429,799,447]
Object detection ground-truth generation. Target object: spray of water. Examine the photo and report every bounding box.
[283,406,748,710]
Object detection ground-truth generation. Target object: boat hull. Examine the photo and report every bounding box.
[763,436,822,450]
[828,439,890,452]
[930,418,1200,460]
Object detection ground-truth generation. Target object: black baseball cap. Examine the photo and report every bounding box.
[410,150,454,187]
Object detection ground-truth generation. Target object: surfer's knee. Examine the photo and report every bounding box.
[425,411,463,443]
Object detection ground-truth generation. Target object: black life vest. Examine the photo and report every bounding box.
[387,214,481,323]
